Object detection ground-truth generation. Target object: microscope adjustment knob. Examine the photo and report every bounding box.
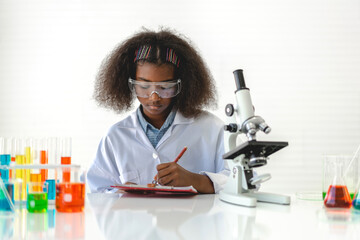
[259,122,271,134]
[225,104,235,117]
[224,123,238,133]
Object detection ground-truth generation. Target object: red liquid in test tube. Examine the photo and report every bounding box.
[61,138,72,182]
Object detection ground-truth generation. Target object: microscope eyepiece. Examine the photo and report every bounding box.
[233,69,248,91]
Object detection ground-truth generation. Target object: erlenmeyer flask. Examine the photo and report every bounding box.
[324,159,352,208]
[352,177,360,209]
[350,145,360,209]
[353,190,360,209]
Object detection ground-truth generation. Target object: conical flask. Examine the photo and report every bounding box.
[350,145,360,209]
[324,159,352,208]
[352,181,360,209]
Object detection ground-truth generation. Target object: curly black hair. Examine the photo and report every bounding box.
[94,28,217,118]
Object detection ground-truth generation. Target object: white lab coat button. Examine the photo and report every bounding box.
[152,153,158,159]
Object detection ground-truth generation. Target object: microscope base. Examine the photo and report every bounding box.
[219,191,291,207]
[245,191,291,205]
[219,191,257,207]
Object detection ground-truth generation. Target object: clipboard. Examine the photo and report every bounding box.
[110,184,198,195]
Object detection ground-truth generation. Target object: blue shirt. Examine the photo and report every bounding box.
[137,106,176,148]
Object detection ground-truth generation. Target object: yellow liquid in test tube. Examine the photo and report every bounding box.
[25,146,31,182]
[15,155,25,201]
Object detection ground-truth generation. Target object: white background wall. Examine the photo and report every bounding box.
[1,0,359,194]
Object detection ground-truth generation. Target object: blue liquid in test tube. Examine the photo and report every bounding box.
[0,155,11,181]
[0,138,11,181]
[46,179,56,200]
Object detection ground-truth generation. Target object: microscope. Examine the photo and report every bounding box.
[219,69,290,207]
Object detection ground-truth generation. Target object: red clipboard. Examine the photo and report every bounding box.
[110,184,198,195]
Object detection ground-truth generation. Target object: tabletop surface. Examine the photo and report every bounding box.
[1,192,360,240]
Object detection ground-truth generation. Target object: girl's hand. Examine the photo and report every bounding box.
[156,162,192,186]
[156,162,215,193]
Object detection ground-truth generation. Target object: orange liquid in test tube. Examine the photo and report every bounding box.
[30,173,41,182]
[9,157,15,178]
[30,173,42,191]
[40,150,48,182]
[61,157,71,182]
[61,156,71,164]
[61,137,72,182]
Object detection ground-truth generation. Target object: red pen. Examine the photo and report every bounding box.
[152,146,188,185]
[173,146,188,163]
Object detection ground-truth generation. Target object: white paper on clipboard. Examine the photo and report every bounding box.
[110,184,198,195]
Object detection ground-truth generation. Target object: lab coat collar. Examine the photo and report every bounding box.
[173,109,194,125]
[119,108,194,150]
[156,110,194,149]
[121,108,194,129]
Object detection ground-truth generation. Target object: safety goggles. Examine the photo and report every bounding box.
[128,78,181,98]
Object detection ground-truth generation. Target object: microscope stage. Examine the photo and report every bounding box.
[223,140,288,160]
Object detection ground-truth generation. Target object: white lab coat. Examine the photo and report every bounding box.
[87,109,230,193]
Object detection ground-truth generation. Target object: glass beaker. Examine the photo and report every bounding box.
[0,177,22,211]
[27,181,48,213]
[324,158,352,208]
[0,179,14,212]
[55,166,85,212]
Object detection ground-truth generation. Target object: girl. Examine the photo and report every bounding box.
[87,28,229,193]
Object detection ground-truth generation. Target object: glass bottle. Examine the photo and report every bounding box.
[324,159,352,208]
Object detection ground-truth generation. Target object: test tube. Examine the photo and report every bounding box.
[46,137,59,202]
[61,137,72,183]
[25,138,33,183]
[30,139,41,184]
[15,138,26,201]
[39,138,48,182]
[0,137,11,181]
[9,138,16,179]
[0,139,15,212]
[48,137,60,165]
[61,137,71,165]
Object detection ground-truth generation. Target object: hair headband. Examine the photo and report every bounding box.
[134,45,180,68]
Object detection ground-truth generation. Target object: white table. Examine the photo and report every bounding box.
[1,193,360,239]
